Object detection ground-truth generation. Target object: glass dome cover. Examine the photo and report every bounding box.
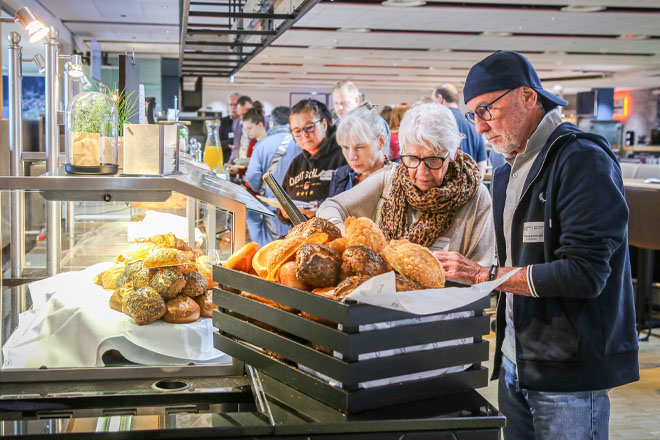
[65,91,119,174]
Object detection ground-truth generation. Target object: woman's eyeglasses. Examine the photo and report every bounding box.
[400,152,449,170]
[465,88,515,124]
[291,119,321,138]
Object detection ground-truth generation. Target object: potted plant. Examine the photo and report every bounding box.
[65,91,119,174]
[109,86,139,170]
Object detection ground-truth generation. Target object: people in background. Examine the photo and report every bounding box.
[435,50,639,440]
[433,83,487,178]
[229,95,253,163]
[245,106,302,245]
[332,81,361,120]
[219,92,240,160]
[328,105,391,198]
[280,99,346,220]
[318,102,494,265]
[380,105,393,128]
[388,102,410,160]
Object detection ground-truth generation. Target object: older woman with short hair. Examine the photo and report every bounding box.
[328,105,392,198]
[317,103,494,265]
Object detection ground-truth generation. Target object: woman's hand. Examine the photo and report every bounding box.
[300,201,318,219]
[433,251,489,285]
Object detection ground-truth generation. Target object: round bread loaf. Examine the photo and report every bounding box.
[126,287,166,325]
[132,268,152,289]
[151,267,186,300]
[163,296,201,324]
[194,290,218,318]
[341,245,388,278]
[334,274,371,299]
[180,270,208,297]
[295,243,340,287]
[287,217,342,242]
[395,273,422,292]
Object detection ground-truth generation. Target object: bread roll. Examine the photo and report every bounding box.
[345,217,388,253]
[382,239,445,289]
[194,290,218,318]
[295,244,340,288]
[341,245,388,278]
[126,287,166,325]
[287,217,342,242]
[101,263,127,290]
[395,273,422,292]
[224,242,260,273]
[143,247,190,269]
[150,267,186,300]
[180,270,208,297]
[334,275,371,299]
[163,296,200,324]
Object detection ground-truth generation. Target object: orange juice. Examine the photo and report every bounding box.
[203,145,223,171]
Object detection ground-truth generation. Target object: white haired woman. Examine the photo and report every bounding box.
[328,105,392,198]
[317,103,494,264]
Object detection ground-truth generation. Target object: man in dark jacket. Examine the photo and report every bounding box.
[434,51,639,440]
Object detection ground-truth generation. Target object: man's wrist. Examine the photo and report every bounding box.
[474,266,491,284]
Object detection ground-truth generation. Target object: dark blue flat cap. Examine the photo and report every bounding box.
[463,50,568,108]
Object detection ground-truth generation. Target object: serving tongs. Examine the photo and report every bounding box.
[263,172,307,226]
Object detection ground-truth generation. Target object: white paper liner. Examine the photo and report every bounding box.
[2,263,231,369]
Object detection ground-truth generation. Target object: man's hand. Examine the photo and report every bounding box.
[433,251,489,285]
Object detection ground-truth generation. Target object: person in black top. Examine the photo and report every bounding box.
[219,92,240,162]
[280,99,346,220]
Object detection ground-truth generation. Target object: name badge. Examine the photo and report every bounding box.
[523,222,544,243]
[319,170,333,181]
[228,132,234,139]
[429,237,451,252]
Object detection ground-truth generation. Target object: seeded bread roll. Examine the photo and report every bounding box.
[126,287,166,325]
[163,296,200,324]
[295,244,340,287]
[334,274,371,299]
[132,268,152,289]
[287,217,342,242]
[395,273,422,292]
[341,245,388,278]
[180,270,208,297]
[151,267,186,300]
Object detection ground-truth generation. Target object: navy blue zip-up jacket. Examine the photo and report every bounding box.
[491,122,639,392]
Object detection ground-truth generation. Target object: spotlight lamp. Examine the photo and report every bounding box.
[66,54,84,78]
[0,7,49,43]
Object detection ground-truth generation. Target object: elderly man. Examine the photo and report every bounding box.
[433,83,487,178]
[229,95,253,164]
[435,51,639,440]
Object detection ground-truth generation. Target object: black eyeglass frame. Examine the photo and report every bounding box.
[465,88,515,124]
[399,152,450,170]
[291,119,321,138]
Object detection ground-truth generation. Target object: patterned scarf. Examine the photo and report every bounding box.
[380,150,481,248]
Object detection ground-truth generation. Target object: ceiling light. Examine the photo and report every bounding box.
[560,5,606,12]
[381,0,426,6]
[0,7,49,43]
[66,54,84,78]
[480,31,512,37]
[338,27,370,33]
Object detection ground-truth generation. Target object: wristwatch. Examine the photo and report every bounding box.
[487,264,499,282]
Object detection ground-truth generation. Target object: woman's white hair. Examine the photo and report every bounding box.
[398,103,465,158]
[336,105,388,155]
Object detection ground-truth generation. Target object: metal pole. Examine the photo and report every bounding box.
[63,68,74,257]
[45,28,61,275]
[8,32,25,279]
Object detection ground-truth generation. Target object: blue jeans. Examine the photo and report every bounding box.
[498,355,610,440]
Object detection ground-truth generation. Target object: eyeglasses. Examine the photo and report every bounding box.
[291,119,321,138]
[465,88,515,124]
[400,152,450,170]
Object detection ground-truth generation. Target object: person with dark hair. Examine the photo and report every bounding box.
[229,95,253,164]
[388,102,410,160]
[433,83,487,178]
[280,99,346,220]
[380,105,392,128]
[270,106,290,128]
[219,92,241,161]
[435,51,639,440]
[245,105,301,244]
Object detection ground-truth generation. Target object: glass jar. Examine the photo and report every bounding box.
[203,120,223,173]
[179,124,189,155]
[65,91,119,175]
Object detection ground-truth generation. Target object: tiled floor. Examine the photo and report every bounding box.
[479,332,660,439]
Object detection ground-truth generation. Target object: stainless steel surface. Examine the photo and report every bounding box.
[186,196,195,250]
[207,204,216,256]
[21,152,66,162]
[45,28,61,276]
[8,32,26,280]
[0,164,271,216]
